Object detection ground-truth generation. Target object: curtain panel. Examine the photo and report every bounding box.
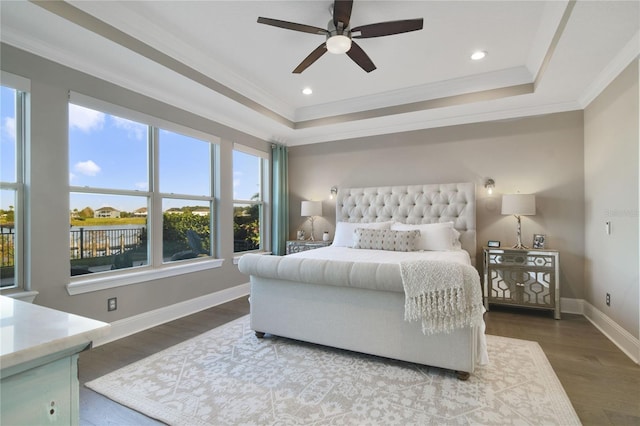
[271,144,289,255]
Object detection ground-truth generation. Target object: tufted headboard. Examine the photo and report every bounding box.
[336,183,477,265]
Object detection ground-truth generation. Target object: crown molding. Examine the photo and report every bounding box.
[285,100,582,146]
[578,30,640,109]
[294,67,533,122]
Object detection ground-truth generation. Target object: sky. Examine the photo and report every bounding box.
[1,85,261,212]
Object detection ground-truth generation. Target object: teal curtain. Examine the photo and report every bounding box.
[271,144,289,255]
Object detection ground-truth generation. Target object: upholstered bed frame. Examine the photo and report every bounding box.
[336,183,476,265]
[240,182,481,378]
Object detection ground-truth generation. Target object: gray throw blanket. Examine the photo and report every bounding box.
[400,260,484,335]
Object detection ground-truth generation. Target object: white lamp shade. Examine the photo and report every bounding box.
[501,194,536,216]
[301,200,322,217]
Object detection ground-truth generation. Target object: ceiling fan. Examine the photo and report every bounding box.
[257,0,424,73]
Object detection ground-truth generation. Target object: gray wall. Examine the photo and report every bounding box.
[584,59,639,338]
[1,44,269,321]
[289,111,586,300]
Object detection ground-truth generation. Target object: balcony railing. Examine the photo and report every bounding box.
[70,227,145,260]
[0,225,15,268]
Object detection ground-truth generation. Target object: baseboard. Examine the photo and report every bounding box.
[560,297,583,315]
[579,300,639,364]
[93,283,250,347]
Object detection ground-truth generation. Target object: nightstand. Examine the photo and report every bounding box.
[286,240,332,254]
[483,247,560,319]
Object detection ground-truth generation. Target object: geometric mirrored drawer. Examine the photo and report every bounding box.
[286,240,332,254]
[483,248,560,319]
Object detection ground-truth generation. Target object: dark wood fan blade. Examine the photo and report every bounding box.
[333,0,353,29]
[293,43,328,73]
[346,41,376,73]
[352,18,424,38]
[257,17,328,35]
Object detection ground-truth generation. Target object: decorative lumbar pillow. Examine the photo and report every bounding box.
[353,228,420,252]
[391,222,457,251]
[332,221,393,247]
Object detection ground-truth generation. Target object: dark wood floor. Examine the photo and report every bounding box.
[79,297,640,426]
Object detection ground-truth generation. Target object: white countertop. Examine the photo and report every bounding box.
[1,296,110,371]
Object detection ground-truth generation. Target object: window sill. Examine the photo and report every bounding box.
[1,291,39,303]
[233,251,272,265]
[66,258,225,295]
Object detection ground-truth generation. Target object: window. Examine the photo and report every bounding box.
[159,130,213,262]
[1,81,27,290]
[69,96,216,279]
[233,146,267,253]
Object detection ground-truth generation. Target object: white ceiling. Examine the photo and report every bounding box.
[1,1,639,146]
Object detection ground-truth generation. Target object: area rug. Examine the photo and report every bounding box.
[86,315,580,425]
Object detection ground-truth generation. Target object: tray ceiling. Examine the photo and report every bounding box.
[1,1,638,145]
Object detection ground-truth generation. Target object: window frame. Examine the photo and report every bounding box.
[232,144,270,254]
[0,72,29,293]
[67,93,221,295]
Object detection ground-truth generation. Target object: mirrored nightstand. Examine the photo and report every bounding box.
[286,240,332,254]
[483,247,560,319]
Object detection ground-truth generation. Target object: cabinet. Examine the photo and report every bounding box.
[483,247,560,319]
[0,296,110,425]
[286,240,331,254]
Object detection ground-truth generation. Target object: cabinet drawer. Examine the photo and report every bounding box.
[488,252,556,269]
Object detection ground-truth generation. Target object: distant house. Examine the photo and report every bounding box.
[134,207,148,217]
[94,207,120,219]
[163,207,209,216]
[192,208,210,217]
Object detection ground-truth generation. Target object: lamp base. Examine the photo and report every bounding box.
[512,215,529,250]
[308,216,316,241]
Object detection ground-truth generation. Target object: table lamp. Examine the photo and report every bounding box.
[301,200,322,241]
[501,194,536,249]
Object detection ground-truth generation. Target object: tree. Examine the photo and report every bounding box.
[79,206,94,218]
[233,194,260,251]
[162,211,210,257]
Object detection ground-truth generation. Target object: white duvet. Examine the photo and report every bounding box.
[239,247,473,294]
[289,245,472,265]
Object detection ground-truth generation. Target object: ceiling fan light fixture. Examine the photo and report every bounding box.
[327,35,352,54]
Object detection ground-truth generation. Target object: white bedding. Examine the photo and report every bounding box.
[239,247,473,295]
[289,245,472,265]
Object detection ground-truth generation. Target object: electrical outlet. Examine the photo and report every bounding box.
[606,293,610,307]
[108,297,117,312]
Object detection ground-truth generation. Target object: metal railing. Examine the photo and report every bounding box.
[70,227,145,260]
[0,225,15,268]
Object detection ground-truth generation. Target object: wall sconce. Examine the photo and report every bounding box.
[330,186,338,199]
[484,179,495,195]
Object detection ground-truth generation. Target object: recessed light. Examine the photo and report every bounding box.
[302,87,313,95]
[471,50,487,61]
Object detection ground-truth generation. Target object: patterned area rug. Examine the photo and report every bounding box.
[86,315,580,425]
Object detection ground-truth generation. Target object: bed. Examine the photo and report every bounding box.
[238,183,487,379]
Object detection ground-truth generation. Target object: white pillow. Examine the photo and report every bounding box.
[332,221,393,247]
[390,222,458,251]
